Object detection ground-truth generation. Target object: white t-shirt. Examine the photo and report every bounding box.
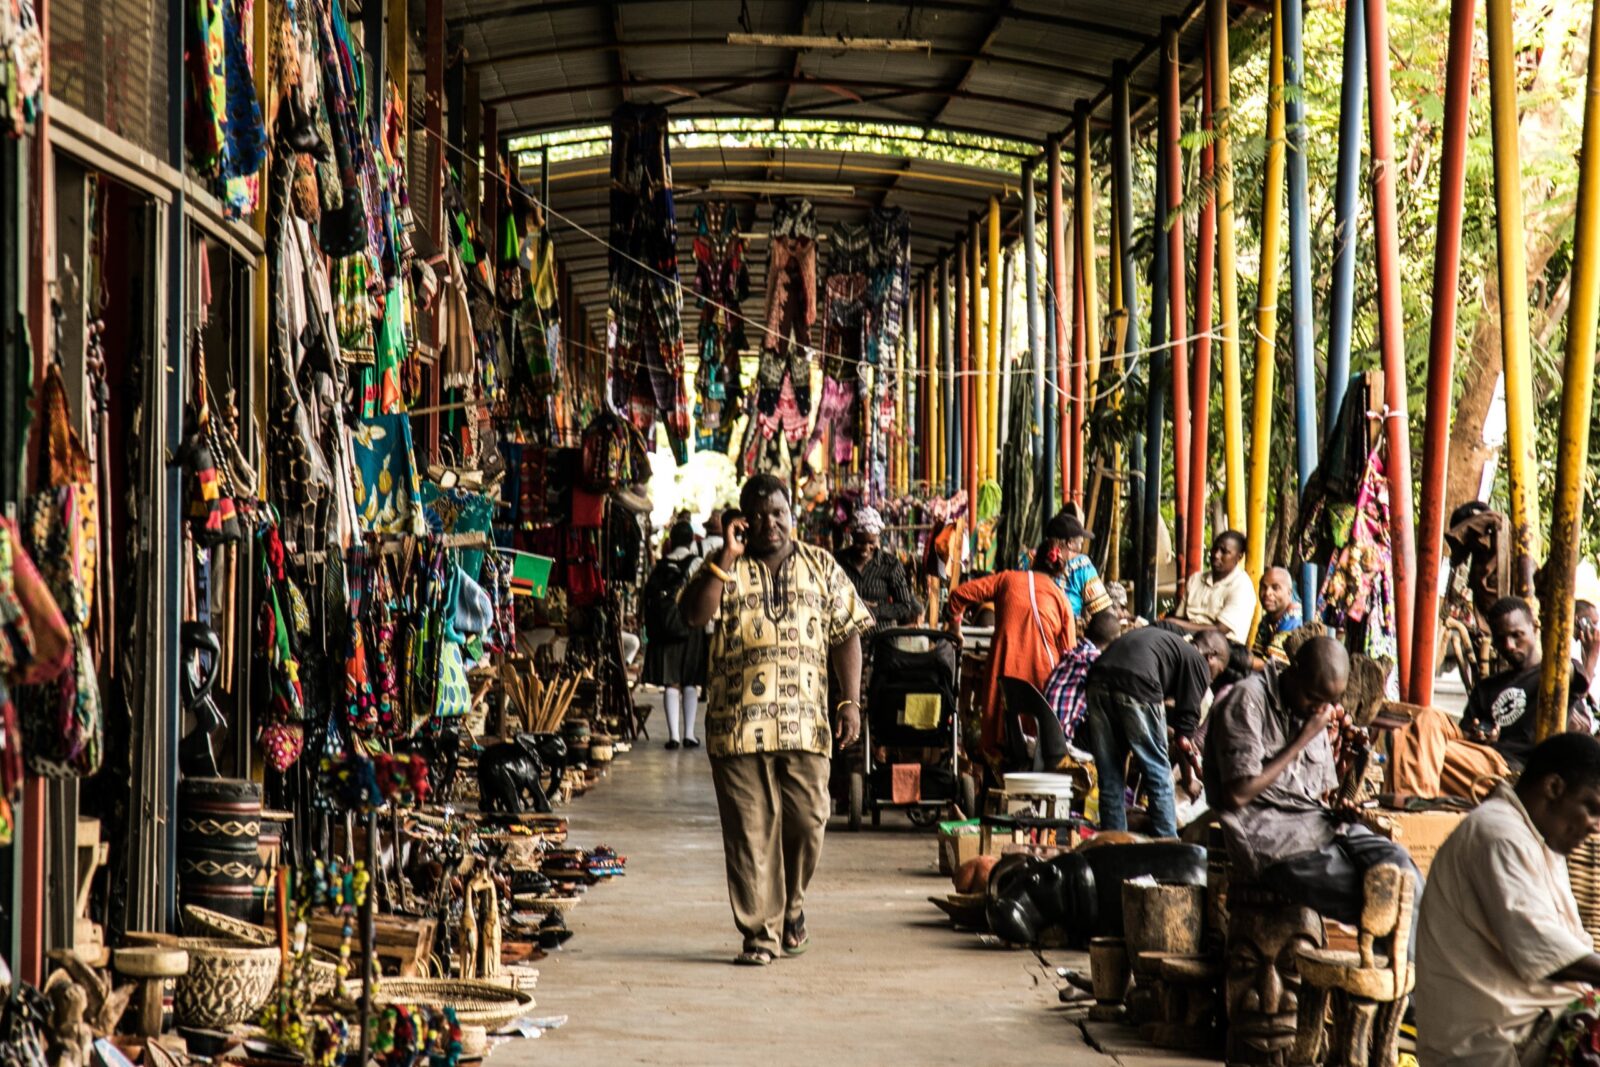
[1415,783,1592,1065]
[1181,567,1257,644]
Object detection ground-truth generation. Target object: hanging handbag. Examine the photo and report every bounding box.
[18,364,103,778]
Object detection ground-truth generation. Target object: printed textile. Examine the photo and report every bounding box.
[692,202,748,452]
[609,103,687,459]
[352,414,424,534]
[1315,443,1397,665]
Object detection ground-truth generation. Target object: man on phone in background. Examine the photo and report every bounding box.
[1461,597,1591,772]
[679,474,872,966]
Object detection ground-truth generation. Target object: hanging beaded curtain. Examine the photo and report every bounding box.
[608,103,689,463]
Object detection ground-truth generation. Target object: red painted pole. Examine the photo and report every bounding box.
[1049,139,1070,506]
[1163,21,1192,584]
[1071,216,1088,507]
[1366,0,1419,697]
[1188,52,1218,577]
[1410,0,1476,705]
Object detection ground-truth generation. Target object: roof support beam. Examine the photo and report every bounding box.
[485,75,1077,119]
[611,3,632,102]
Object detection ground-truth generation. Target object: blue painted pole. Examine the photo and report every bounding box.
[1284,0,1318,610]
[1141,155,1171,621]
[1024,168,1044,464]
[1325,0,1366,435]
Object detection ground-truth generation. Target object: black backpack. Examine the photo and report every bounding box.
[644,556,695,641]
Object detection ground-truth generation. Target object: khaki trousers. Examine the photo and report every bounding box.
[709,751,831,954]
[1387,704,1509,799]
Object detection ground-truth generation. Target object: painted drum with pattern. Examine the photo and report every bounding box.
[178,777,263,855]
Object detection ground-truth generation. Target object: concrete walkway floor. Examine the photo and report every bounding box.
[499,742,1210,1066]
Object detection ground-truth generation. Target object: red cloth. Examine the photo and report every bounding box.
[570,487,606,528]
[948,570,1073,759]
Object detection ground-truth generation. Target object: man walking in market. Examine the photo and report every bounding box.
[680,473,873,966]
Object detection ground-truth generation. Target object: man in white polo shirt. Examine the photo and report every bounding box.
[1415,732,1600,1065]
[1165,530,1257,645]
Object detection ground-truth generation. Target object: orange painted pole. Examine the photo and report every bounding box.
[1365,0,1419,697]
[1188,51,1218,581]
[1410,0,1476,706]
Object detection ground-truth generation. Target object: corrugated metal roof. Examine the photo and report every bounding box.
[447,0,1240,320]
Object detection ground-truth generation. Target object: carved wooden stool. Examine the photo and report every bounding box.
[1291,864,1415,1067]
[1137,951,1223,1052]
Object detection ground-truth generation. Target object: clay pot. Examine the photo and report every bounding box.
[953,854,997,894]
[1088,937,1132,1004]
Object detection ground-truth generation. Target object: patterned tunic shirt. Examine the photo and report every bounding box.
[705,541,874,758]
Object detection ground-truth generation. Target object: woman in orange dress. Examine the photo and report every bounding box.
[947,539,1074,760]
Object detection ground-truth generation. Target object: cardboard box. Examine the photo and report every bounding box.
[937,819,1006,875]
[1359,808,1468,878]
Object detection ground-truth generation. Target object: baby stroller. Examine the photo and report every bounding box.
[846,627,976,831]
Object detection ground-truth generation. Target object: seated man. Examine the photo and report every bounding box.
[1391,596,1590,798]
[1085,626,1230,838]
[1415,733,1600,1066]
[1251,566,1303,670]
[1204,636,1423,935]
[1043,610,1122,743]
[1166,531,1257,645]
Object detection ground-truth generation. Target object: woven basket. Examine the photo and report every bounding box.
[1572,834,1600,942]
[174,939,280,1029]
[345,977,535,1029]
[183,903,276,945]
[182,903,340,997]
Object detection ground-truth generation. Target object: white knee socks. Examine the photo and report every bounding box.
[682,686,699,742]
[665,687,683,742]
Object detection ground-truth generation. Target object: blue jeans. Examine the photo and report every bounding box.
[1260,826,1425,959]
[1084,684,1177,838]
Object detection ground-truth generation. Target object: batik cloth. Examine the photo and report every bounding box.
[219,0,266,217]
[704,542,873,758]
[1316,444,1397,665]
[352,414,424,534]
[806,375,858,467]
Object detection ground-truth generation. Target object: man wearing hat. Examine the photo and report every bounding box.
[836,505,924,631]
[1046,510,1112,623]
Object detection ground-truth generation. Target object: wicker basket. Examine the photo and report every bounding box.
[175,939,280,1029]
[345,977,535,1029]
[1572,834,1600,942]
[182,903,340,997]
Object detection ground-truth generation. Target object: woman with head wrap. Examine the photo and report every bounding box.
[834,505,923,631]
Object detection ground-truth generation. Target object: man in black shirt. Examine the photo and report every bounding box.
[1083,626,1230,837]
[1463,596,1591,770]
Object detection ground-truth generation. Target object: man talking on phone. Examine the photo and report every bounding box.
[1204,636,1423,939]
[679,473,873,967]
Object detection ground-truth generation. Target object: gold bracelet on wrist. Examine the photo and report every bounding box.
[707,560,733,582]
[835,699,860,713]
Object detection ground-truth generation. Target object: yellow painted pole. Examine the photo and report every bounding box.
[1246,0,1287,591]
[1538,0,1600,739]
[971,220,987,484]
[987,196,1002,486]
[1487,0,1539,594]
[1208,0,1245,533]
[1076,107,1102,395]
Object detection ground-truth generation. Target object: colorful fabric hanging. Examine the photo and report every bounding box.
[691,202,748,453]
[184,0,227,178]
[608,102,688,461]
[219,0,266,217]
